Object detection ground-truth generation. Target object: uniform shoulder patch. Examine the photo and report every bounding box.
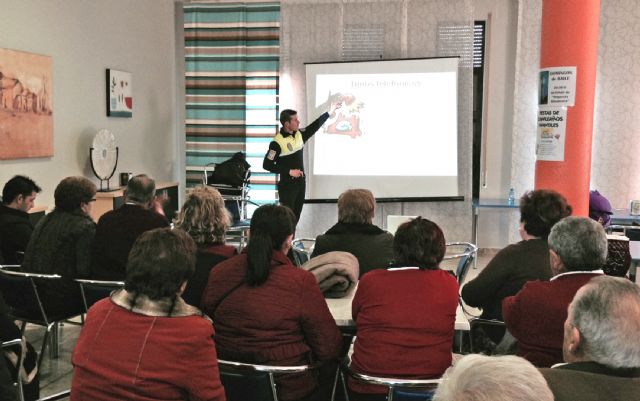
[267,149,277,160]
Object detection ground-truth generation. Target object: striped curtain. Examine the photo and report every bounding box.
[184,1,280,210]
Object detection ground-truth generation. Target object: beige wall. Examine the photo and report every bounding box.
[0,0,181,211]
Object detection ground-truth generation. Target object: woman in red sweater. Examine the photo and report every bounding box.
[71,228,226,401]
[202,204,342,401]
[349,217,459,400]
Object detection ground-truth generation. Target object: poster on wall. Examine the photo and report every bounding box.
[539,67,577,107]
[106,69,132,117]
[0,48,53,160]
[536,106,567,161]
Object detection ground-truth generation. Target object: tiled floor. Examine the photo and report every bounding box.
[29,250,497,399]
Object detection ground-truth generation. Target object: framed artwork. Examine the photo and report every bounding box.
[106,68,132,117]
[0,48,53,160]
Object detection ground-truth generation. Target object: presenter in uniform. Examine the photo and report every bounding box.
[263,102,341,222]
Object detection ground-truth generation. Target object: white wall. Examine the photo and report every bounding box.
[0,0,181,210]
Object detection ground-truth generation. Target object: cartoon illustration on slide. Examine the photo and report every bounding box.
[322,92,364,138]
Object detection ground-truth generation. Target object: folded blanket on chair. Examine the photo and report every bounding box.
[302,251,359,298]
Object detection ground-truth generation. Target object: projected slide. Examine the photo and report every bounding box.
[313,72,457,176]
[305,57,460,199]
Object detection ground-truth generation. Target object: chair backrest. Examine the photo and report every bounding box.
[75,279,124,313]
[218,359,314,401]
[341,359,441,401]
[0,268,61,324]
[1,337,25,401]
[444,242,477,286]
[291,238,316,267]
[386,215,417,235]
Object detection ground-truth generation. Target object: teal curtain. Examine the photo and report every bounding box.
[184,1,280,207]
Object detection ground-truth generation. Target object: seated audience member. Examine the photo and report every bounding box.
[432,354,554,401]
[349,217,458,400]
[202,204,341,401]
[461,189,571,343]
[21,176,96,316]
[91,174,168,280]
[589,190,631,277]
[0,176,41,265]
[174,186,236,306]
[540,276,640,401]
[71,228,225,401]
[311,189,393,277]
[503,216,606,367]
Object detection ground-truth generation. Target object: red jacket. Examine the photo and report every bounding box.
[350,268,459,394]
[201,251,342,401]
[503,271,602,367]
[71,298,225,401]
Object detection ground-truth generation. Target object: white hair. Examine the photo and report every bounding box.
[569,275,640,368]
[432,355,553,401]
[547,216,607,271]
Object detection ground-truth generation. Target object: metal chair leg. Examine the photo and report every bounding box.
[49,322,59,359]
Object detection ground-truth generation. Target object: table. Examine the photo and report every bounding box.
[611,209,640,226]
[326,284,478,331]
[471,198,519,246]
[28,205,47,226]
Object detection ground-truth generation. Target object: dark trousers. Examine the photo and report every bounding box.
[278,179,306,222]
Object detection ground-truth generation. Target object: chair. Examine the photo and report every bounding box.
[468,317,507,354]
[218,359,336,401]
[340,358,441,401]
[0,268,79,369]
[75,279,124,313]
[37,390,70,401]
[291,238,316,266]
[444,242,477,285]
[1,338,25,401]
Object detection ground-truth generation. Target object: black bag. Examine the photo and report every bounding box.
[207,152,251,188]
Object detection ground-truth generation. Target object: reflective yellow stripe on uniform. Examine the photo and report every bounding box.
[273,131,304,156]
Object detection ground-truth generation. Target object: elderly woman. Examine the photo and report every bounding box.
[22,176,97,316]
[348,217,459,400]
[71,228,225,401]
[174,186,237,306]
[311,189,394,277]
[202,204,342,401]
[461,189,572,343]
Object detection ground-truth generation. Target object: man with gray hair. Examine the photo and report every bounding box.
[91,174,169,280]
[433,354,554,401]
[540,275,640,400]
[503,216,605,367]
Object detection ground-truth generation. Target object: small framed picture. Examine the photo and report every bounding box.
[106,68,132,117]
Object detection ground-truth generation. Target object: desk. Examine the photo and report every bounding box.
[326,284,478,331]
[91,182,179,222]
[471,199,519,245]
[611,209,640,226]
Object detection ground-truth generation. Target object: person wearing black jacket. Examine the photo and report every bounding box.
[0,176,41,265]
[263,103,341,222]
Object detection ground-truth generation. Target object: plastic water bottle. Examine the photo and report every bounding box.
[508,188,516,205]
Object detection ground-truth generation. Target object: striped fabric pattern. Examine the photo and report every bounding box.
[184,1,280,207]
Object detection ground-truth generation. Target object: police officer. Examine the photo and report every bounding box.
[263,103,341,222]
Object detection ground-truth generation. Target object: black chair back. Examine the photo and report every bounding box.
[75,279,124,313]
[0,270,45,322]
[219,366,276,401]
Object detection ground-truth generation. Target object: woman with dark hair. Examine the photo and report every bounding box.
[348,217,459,401]
[174,186,237,306]
[71,228,225,401]
[461,189,572,342]
[21,176,97,316]
[202,204,342,401]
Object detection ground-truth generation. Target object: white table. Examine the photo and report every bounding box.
[326,284,478,331]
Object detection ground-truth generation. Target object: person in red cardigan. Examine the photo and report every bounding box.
[349,217,459,400]
[71,228,226,401]
[174,186,237,307]
[202,204,342,401]
[503,216,607,367]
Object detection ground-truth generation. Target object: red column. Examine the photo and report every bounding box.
[534,0,600,216]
